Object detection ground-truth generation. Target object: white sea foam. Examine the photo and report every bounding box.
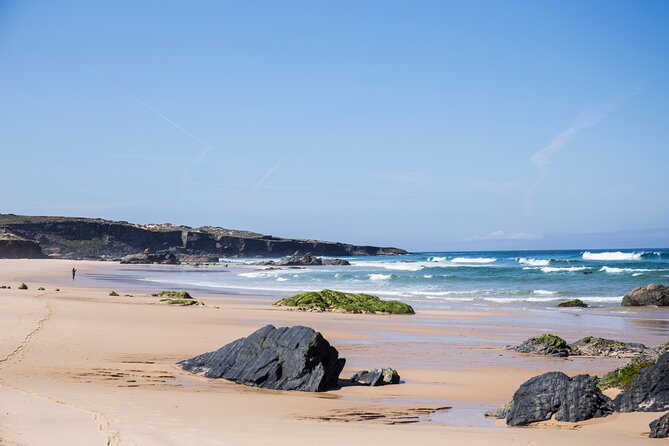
[276,277,288,282]
[533,289,557,295]
[582,251,642,261]
[238,272,271,279]
[600,266,653,274]
[428,256,447,262]
[451,257,497,264]
[517,258,550,266]
[540,266,590,273]
[632,273,643,277]
[369,273,392,281]
[350,261,425,271]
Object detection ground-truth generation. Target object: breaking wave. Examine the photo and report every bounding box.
[517,258,551,266]
[451,257,497,264]
[582,251,643,261]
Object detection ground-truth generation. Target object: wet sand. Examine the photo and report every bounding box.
[0,259,666,445]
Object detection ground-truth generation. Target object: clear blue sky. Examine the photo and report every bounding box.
[1,1,668,251]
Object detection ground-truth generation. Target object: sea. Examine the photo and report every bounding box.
[85,249,669,310]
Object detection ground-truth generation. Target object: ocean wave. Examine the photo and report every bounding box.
[533,289,558,295]
[451,257,497,264]
[582,251,643,261]
[369,273,392,281]
[540,266,590,273]
[517,258,551,267]
[350,261,426,271]
[600,266,653,274]
[276,277,289,282]
[427,256,447,262]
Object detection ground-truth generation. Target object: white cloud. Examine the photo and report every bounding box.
[465,230,539,241]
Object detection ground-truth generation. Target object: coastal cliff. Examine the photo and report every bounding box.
[0,214,406,260]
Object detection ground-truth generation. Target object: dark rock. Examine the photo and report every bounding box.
[598,358,655,391]
[557,299,588,308]
[511,334,573,357]
[506,372,613,426]
[621,284,669,307]
[350,368,400,386]
[485,401,514,419]
[650,412,669,438]
[178,325,345,392]
[0,233,45,259]
[570,336,647,358]
[614,352,669,412]
[325,258,351,266]
[178,254,221,264]
[254,253,324,266]
[120,250,179,265]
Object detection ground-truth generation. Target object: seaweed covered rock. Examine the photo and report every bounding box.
[570,336,647,358]
[274,289,415,314]
[350,368,400,386]
[650,412,669,439]
[621,284,669,307]
[598,358,654,391]
[557,299,588,308]
[511,334,573,357]
[506,372,613,426]
[154,290,202,306]
[485,401,514,419]
[178,325,345,392]
[614,352,669,412]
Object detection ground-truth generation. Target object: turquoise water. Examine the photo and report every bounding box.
[88,249,669,309]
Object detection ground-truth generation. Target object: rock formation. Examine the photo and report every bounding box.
[120,250,179,264]
[178,325,345,392]
[650,412,669,438]
[0,232,45,259]
[506,372,613,426]
[614,352,669,412]
[621,284,669,307]
[0,214,406,260]
[570,337,647,358]
[274,289,415,314]
[511,334,573,357]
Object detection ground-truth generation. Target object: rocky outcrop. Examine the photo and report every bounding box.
[570,337,647,358]
[178,325,345,392]
[120,250,179,264]
[506,372,613,426]
[614,352,669,412]
[650,412,669,438]
[350,368,400,386]
[511,334,573,357]
[0,233,45,259]
[325,258,351,266]
[621,284,669,307]
[254,253,323,266]
[0,214,406,260]
[274,289,415,315]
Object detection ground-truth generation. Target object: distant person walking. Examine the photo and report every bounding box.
[72,268,76,280]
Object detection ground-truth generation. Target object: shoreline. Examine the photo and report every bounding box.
[0,259,667,444]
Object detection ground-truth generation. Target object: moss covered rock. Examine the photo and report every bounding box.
[109,291,119,296]
[274,289,415,314]
[511,333,572,357]
[18,283,28,290]
[598,358,654,391]
[160,298,203,306]
[154,290,192,299]
[570,336,647,358]
[558,299,588,308]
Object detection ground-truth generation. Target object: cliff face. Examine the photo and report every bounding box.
[0,233,46,259]
[0,215,406,260]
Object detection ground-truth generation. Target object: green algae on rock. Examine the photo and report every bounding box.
[274,289,415,314]
[598,358,654,391]
[153,290,193,299]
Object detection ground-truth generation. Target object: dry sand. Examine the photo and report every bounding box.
[0,259,664,445]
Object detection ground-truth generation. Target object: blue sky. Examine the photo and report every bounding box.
[1,1,668,251]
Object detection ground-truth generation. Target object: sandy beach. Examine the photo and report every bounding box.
[0,259,666,445]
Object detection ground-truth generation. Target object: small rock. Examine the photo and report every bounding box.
[650,412,669,438]
[511,334,573,357]
[557,299,588,308]
[350,368,400,386]
[570,336,647,358]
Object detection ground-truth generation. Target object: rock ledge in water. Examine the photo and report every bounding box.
[178,325,345,392]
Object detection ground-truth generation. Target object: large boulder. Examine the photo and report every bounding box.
[650,412,669,438]
[350,368,400,386]
[120,250,179,265]
[614,352,669,412]
[506,372,613,426]
[511,334,573,357]
[178,325,345,392]
[621,284,669,306]
[570,337,647,358]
